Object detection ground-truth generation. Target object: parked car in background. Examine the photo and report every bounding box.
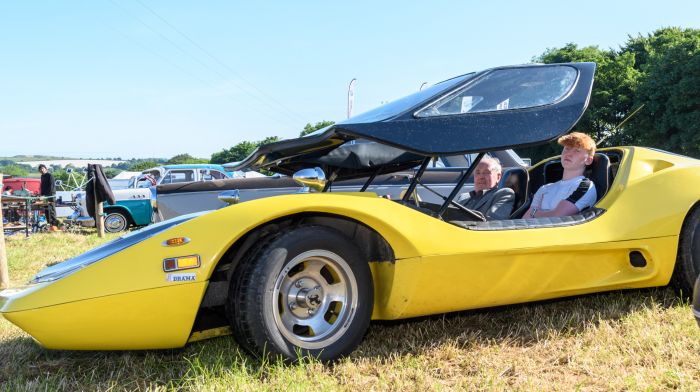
[155,150,527,221]
[129,164,233,189]
[66,188,153,233]
[109,171,141,190]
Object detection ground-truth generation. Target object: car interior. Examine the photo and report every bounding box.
[395,149,623,231]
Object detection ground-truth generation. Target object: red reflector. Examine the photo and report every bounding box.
[163,258,178,271]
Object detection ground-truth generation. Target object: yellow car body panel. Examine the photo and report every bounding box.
[1,146,699,349]
[3,283,207,349]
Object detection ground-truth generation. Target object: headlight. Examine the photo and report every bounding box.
[31,211,207,283]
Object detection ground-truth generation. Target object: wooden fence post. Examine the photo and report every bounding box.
[0,173,9,289]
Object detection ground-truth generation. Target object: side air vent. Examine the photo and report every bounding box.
[629,251,647,268]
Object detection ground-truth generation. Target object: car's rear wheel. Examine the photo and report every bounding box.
[671,206,700,296]
[228,226,373,361]
[104,211,130,233]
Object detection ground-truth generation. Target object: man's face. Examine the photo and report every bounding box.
[39,167,47,175]
[561,145,592,171]
[473,161,501,192]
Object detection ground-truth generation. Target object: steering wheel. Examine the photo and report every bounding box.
[448,199,487,222]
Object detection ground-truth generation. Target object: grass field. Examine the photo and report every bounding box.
[1,232,699,391]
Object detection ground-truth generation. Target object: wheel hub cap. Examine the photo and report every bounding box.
[272,250,359,349]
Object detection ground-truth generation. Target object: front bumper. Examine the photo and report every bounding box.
[65,216,96,228]
[1,281,207,349]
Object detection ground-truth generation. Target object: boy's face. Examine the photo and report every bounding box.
[39,167,47,174]
[561,145,592,171]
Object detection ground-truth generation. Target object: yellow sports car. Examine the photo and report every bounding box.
[2,62,700,362]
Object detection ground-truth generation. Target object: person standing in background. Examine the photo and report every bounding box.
[38,164,59,231]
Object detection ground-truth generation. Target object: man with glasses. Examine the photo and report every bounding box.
[458,156,515,220]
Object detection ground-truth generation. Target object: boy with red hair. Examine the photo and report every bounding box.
[525,132,597,218]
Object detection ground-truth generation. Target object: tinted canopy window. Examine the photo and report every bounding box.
[415,65,578,118]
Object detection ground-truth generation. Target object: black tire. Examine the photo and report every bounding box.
[670,206,700,297]
[104,210,130,233]
[228,226,373,362]
[226,232,282,355]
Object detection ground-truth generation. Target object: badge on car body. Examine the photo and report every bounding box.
[166,273,197,282]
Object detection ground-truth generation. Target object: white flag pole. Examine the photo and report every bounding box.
[347,78,356,119]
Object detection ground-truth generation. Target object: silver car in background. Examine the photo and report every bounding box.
[155,149,526,221]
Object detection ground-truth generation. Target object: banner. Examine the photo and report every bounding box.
[347,78,356,119]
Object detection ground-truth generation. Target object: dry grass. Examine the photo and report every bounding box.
[1,232,699,391]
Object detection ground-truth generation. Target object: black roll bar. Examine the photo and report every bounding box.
[402,157,432,202]
[360,168,381,192]
[437,152,485,217]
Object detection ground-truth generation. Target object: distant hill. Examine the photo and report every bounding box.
[1,155,77,162]
[17,159,125,169]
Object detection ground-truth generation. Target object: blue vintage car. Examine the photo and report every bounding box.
[68,164,237,232]
[67,188,154,233]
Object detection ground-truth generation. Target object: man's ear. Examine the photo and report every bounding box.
[585,155,594,165]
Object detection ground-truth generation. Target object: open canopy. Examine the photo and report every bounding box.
[231,62,595,180]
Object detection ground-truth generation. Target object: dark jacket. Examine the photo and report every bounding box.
[460,187,515,220]
[86,164,116,218]
[40,172,56,196]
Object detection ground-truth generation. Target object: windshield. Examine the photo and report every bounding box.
[415,65,578,117]
[340,73,474,124]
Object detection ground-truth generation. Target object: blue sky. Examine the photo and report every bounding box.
[1,1,698,159]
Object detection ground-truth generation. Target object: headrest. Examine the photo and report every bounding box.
[586,153,610,201]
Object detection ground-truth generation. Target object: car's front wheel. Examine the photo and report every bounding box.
[229,226,373,361]
[104,210,130,233]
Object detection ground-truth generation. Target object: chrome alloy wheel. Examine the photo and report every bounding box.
[105,212,128,232]
[272,250,358,349]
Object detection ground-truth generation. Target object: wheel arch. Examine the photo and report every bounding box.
[188,212,395,338]
[215,211,395,283]
[670,199,700,295]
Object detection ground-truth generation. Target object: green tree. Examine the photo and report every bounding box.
[0,164,29,177]
[210,137,281,164]
[516,43,640,164]
[166,153,208,165]
[103,167,122,179]
[129,161,160,171]
[626,28,700,157]
[300,120,335,137]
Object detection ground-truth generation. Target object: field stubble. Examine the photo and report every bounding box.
[0,232,698,391]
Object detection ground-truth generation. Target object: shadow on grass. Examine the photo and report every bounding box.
[0,287,687,388]
[355,286,685,359]
[0,333,261,390]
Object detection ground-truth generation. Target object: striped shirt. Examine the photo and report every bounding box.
[531,175,596,212]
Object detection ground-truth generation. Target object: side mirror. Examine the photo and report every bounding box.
[293,167,326,192]
[217,189,241,205]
